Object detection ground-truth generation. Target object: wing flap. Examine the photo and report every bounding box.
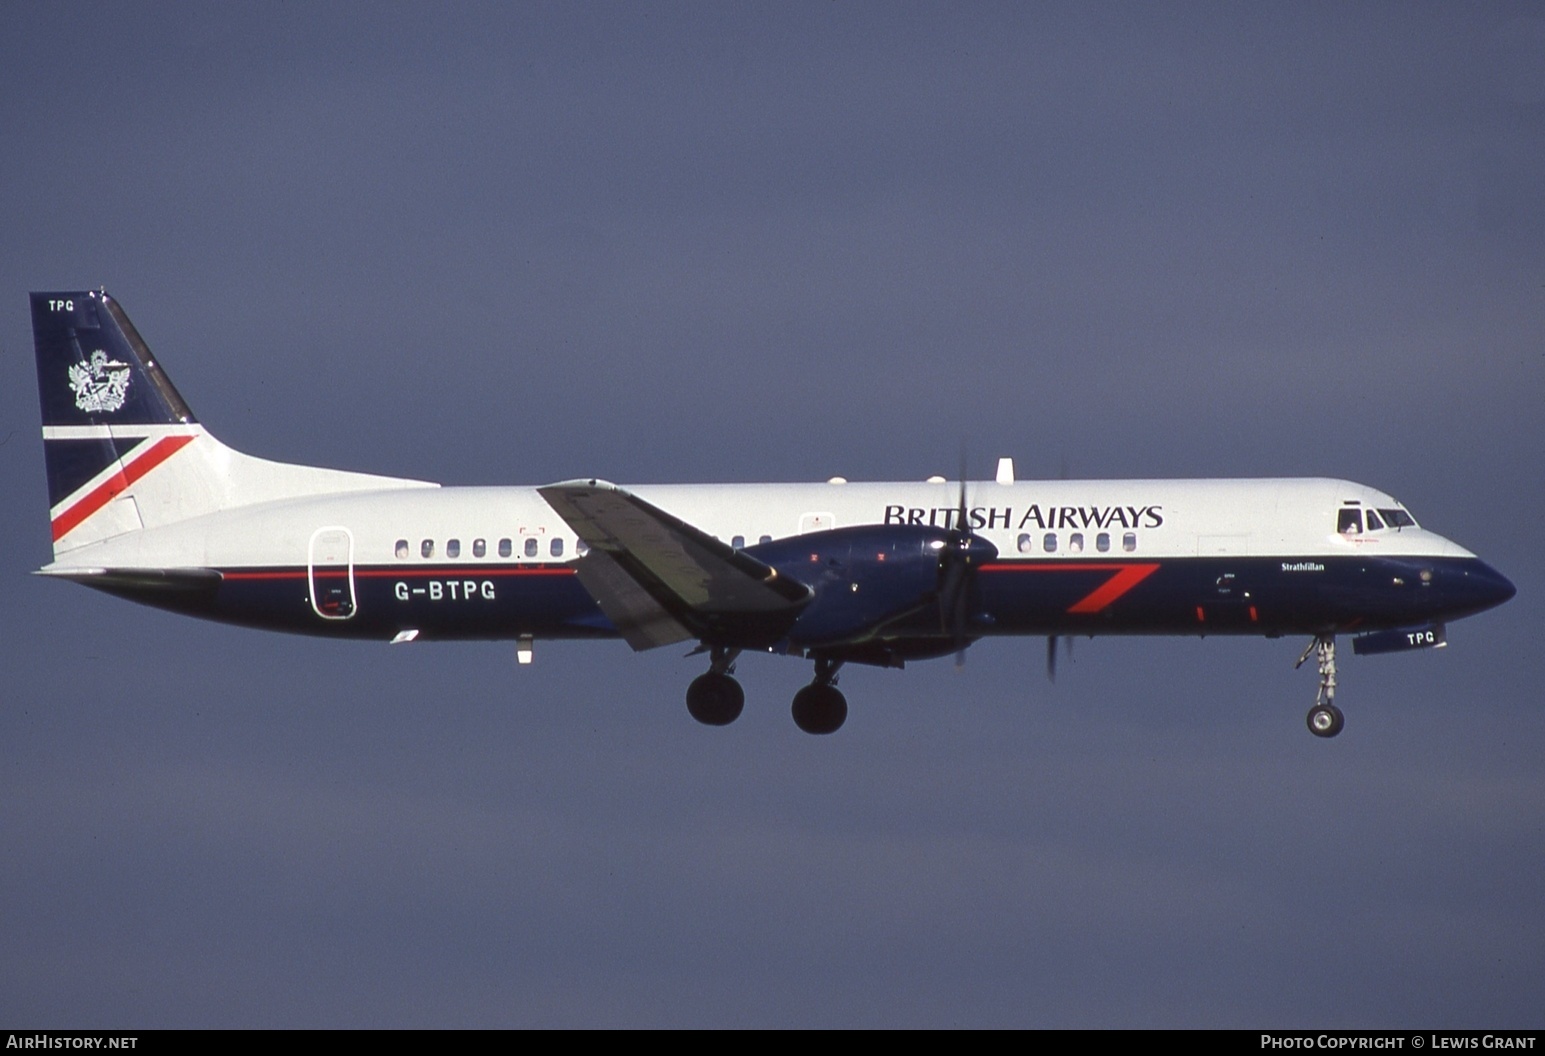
[571,547,696,650]
[539,480,809,649]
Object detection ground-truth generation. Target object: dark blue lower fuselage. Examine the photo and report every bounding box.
[86,555,1515,652]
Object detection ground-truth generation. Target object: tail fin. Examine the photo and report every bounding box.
[33,291,196,430]
[32,291,204,551]
[31,290,433,557]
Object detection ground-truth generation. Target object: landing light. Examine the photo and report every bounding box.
[928,540,946,550]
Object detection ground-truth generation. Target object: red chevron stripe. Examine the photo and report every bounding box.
[1065,563,1161,612]
[981,561,1161,613]
[50,435,195,542]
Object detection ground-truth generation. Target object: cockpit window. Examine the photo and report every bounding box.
[1337,509,1362,535]
[1364,509,1385,531]
[1379,508,1416,529]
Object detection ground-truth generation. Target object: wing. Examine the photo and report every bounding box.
[538,479,810,650]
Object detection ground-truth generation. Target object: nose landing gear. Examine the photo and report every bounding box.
[1296,635,1344,738]
[791,656,847,735]
[1307,703,1344,737]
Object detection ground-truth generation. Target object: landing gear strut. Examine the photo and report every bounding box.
[1296,635,1344,738]
[686,647,744,726]
[792,656,847,735]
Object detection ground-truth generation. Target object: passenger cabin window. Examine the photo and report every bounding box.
[446,539,461,558]
[732,535,745,550]
[1043,532,1058,553]
[1123,532,1137,552]
[576,539,589,556]
[524,537,539,558]
[1017,533,1033,554]
[395,539,409,559]
[420,539,434,559]
[498,538,512,558]
[1068,533,1084,553]
[759,535,772,545]
[1337,509,1363,535]
[473,539,486,558]
[550,538,564,558]
[1096,532,1110,553]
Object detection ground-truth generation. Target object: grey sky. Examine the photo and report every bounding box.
[1,2,1541,1027]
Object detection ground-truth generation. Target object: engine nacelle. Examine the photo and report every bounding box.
[745,525,958,648]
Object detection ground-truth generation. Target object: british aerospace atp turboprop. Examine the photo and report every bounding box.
[30,290,1515,736]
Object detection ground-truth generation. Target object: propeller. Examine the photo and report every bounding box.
[1046,634,1073,682]
[937,454,998,668]
[1044,453,1076,682]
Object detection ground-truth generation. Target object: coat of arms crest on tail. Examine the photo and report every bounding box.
[67,349,131,413]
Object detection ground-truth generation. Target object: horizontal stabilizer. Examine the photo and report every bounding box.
[35,565,223,594]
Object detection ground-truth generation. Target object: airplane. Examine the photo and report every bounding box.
[29,289,1515,737]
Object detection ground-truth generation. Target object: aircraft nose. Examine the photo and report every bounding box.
[1450,560,1516,615]
[1479,563,1517,609]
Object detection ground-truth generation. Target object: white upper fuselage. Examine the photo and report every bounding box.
[47,472,1468,574]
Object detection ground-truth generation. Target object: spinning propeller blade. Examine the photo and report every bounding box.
[937,454,997,669]
[1046,634,1073,682]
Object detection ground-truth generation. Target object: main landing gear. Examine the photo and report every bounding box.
[683,650,849,734]
[1296,634,1344,738]
[791,657,847,735]
[686,647,744,726]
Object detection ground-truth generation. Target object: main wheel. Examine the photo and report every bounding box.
[791,683,847,735]
[1307,703,1344,738]
[686,673,745,726]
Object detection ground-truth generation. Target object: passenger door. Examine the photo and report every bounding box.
[307,526,356,620]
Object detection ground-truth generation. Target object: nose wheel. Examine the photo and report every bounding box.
[792,656,847,735]
[1296,635,1344,738]
[1307,702,1344,737]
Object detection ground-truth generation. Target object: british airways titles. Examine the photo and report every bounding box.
[883,502,1165,531]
